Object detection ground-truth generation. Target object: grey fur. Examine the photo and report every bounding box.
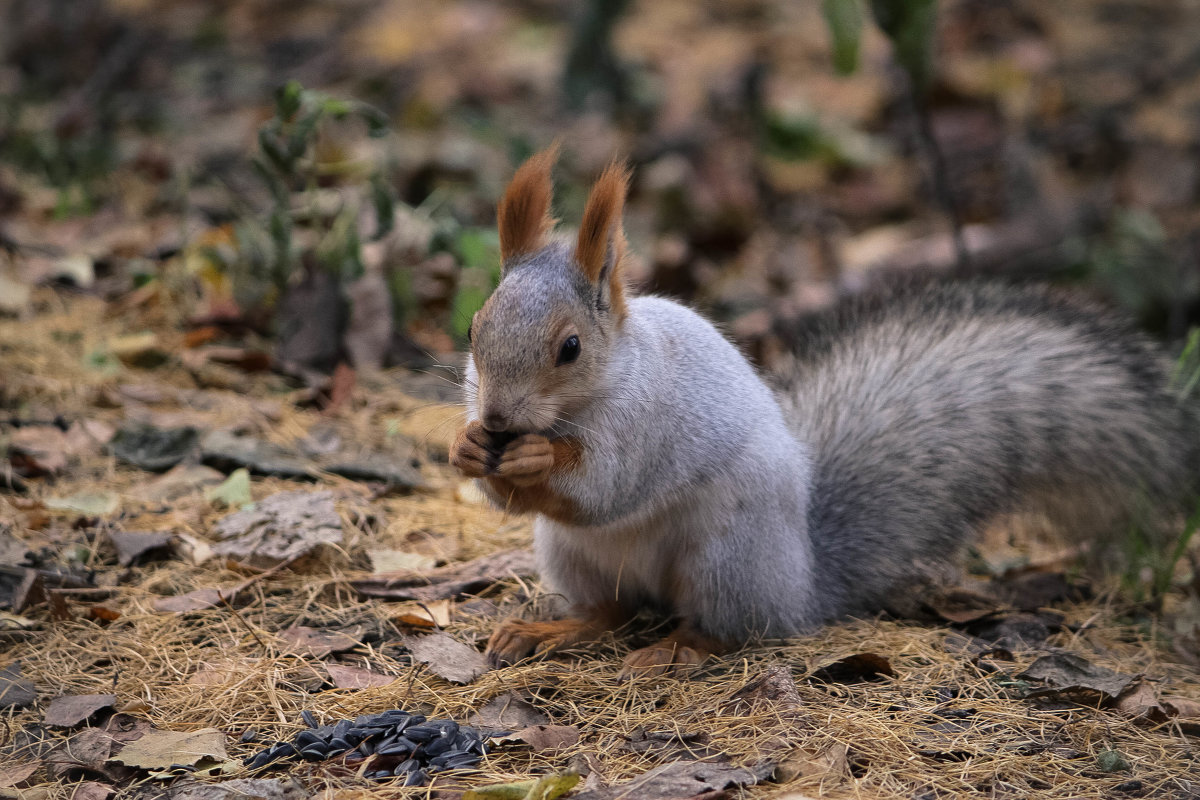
[465,258,1200,643]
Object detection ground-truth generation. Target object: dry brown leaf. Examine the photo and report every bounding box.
[0,661,37,709]
[211,490,342,567]
[0,763,38,789]
[469,693,551,732]
[278,626,361,658]
[71,782,115,800]
[1020,653,1135,702]
[325,663,394,690]
[154,588,230,613]
[43,693,117,727]
[1116,681,1169,724]
[404,632,487,684]
[492,724,581,753]
[572,759,770,800]
[107,530,174,567]
[111,727,227,769]
[393,599,452,629]
[353,548,535,602]
[774,742,850,783]
[367,548,437,574]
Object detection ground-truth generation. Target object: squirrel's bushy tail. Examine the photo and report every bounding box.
[778,281,1200,620]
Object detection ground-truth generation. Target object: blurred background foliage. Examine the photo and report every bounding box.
[2,0,1200,371]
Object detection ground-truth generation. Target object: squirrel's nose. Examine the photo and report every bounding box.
[482,410,510,433]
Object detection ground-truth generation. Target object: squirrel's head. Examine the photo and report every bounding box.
[465,145,630,436]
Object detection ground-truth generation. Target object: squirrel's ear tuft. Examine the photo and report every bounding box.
[497,145,559,264]
[576,160,630,319]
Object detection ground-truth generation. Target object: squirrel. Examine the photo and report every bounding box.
[449,146,1200,678]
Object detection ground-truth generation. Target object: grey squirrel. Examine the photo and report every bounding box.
[449,147,1200,678]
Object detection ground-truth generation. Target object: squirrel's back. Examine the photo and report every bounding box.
[779,281,1200,618]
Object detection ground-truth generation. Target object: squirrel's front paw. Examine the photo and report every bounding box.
[449,420,497,478]
[486,617,597,667]
[495,434,555,487]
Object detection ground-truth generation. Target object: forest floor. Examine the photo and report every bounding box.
[4,0,1200,797]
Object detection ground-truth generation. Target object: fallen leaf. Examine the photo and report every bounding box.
[1019,653,1135,702]
[572,760,771,800]
[111,727,227,769]
[137,464,226,503]
[463,773,580,800]
[43,694,117,727]
[153,588,231,613]
[368,549,437,574]
[71,781,114,800]
[0,662,37,709]
[46,491,118,516]
[925,587,1003,624]
[45,728,122,778]
[205,468,252,508]
[322,454,424,490]
[108,332,169,368]
[1162,696,1200,735]
[0,762,38,789]
[810,653,895,684]
[200,430,315,480]
[7,426,70,476]
[723,664,804,716]
[622,728,719,760]
[110,424,200,471]
[774,742,850,783]
[393,598,452,629]
[325,663,393,690]
[1116,681,1169,724]
[211,490,342,567]
[168,777,304,800]
[352,548,535,602]
[279,626,361,658]
[492,725,581,753]
[469,693,551,733]
[404,632,487,684]
[107,531,174,566]
[174,533,215,565]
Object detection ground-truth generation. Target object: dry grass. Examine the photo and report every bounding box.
[2,294,1199,800]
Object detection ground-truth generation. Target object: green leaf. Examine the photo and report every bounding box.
[462,773,580,800]
[287,110,322,161]
[369,173,396,241]
[206,468,252,509]
[275,79,304,121]
[823,0,864,75]
[869,0,938,93]
[258,128,293,174]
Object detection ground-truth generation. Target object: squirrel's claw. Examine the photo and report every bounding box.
[496,434,555,486]
[485,616,599,667]
[450,420,497,478]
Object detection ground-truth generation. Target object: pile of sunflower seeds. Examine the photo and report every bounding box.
[242,709,487,784]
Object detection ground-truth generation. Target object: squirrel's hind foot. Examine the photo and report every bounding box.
[617,624,723,681]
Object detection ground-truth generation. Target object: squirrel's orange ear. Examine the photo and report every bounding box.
[576,160,630,319]
[497,144,559,263]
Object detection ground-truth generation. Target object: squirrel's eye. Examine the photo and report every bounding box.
[557,334,581,366]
